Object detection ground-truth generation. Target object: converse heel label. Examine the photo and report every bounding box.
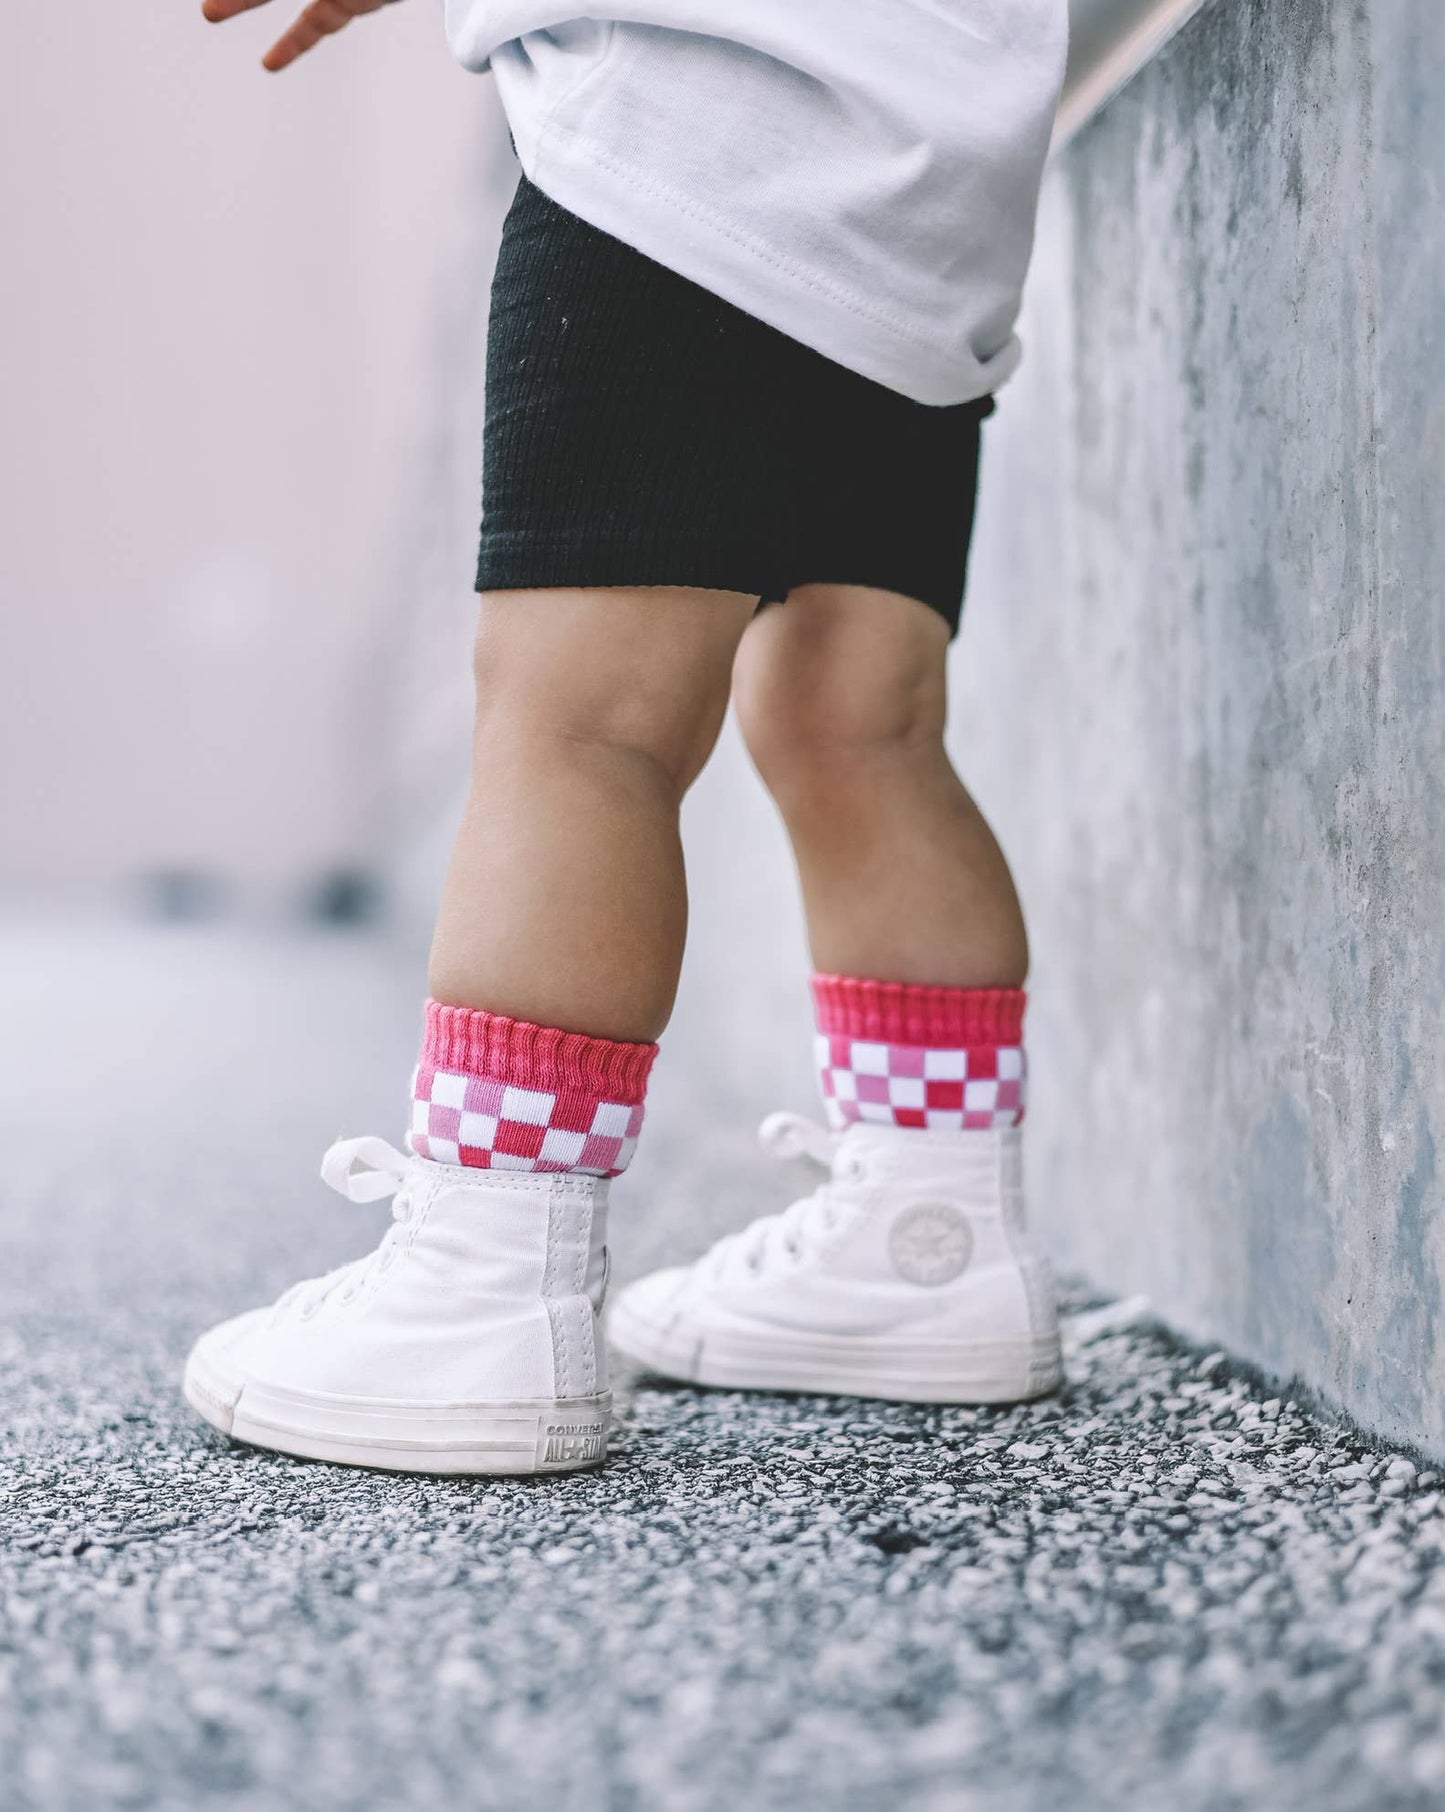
[537,1413,607,1469]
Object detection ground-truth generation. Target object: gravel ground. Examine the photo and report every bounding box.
[4,923,1445,1812]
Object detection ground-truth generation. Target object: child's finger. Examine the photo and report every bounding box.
[202,0,275,21]
[261,0,356,70]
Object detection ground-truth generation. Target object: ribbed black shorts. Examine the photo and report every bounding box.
[476,176,993,637]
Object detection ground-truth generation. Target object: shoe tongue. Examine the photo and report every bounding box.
[836,1120,1003,1182]
[832,1121,906,1176]
[839,1121,920,1155]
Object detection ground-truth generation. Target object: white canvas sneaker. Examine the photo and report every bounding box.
[608,1113,1063,1403]
[183,1137,611,1474]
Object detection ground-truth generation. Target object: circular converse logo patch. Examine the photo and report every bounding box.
[888,1203,973,1286]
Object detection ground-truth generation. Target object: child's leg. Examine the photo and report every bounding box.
[608,581,1059,1407]
[732,583,1027,988]
[430,585,758,1042]
[182,582,757,1475]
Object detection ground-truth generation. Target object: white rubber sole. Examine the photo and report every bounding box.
[608,1296,1063,1405]
[183,1348,610,1475]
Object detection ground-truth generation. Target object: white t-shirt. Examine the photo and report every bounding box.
[444,3,1068,405]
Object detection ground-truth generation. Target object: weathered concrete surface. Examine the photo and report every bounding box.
[954,0,1445,1451]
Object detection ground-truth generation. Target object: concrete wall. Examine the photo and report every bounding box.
[953,0,1445,1450]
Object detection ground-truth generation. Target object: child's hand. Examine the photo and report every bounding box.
[202,0,399,73]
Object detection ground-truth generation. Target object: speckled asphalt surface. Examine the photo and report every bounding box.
[5,924,1445,1812]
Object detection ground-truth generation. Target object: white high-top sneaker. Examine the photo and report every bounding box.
[183,1137,611,1474]
[608,1113,1062,1403]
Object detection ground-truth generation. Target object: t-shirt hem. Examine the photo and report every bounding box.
[526,124,1020,408]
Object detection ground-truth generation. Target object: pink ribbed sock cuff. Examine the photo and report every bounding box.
[810,975,1026,1047]
[422,1000,657,1103]
[411,1001,657,1176]
[810,974,1027,1133]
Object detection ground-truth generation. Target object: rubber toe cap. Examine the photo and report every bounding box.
[609,1266,692,1334]
[183,1306,272,1417]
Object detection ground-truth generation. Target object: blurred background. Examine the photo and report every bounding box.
[2,0,505,927]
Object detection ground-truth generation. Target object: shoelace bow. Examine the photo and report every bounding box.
[286,1119,852,1306]
[279,1137,417,1318]
[709,1112,859,1279]
[320,1135,412,1204]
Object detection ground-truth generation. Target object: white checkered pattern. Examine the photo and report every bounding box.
[408,1064,645,1176]
[816,1034,1026,1132]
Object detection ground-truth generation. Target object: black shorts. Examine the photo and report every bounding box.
[476,176,993,637]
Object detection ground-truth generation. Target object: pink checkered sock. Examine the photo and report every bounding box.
[409,1000,657,1176]
[811,974,1027,1133]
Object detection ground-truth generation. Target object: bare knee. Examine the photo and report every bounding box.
[473,586,755,795]
[734,584,950,802]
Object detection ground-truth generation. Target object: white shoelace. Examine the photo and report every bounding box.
[757,1110,837,1167]
[320,1135,412,1204]
[705,1112,856,1282]
[278,1137,417,1319]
